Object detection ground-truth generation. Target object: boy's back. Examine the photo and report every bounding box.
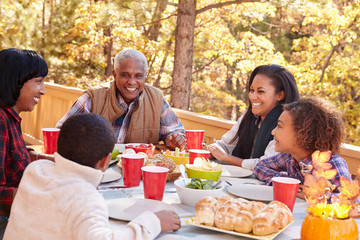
[5,154,161,240]
[4,113,180,240]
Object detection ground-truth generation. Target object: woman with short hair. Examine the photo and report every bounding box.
[0,48,52,236]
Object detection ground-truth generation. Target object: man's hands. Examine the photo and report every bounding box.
[155,210,181,232]
[166,132,186,151]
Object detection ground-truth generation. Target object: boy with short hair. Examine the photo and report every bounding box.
[4,113,180,239]
[253,97,352,195]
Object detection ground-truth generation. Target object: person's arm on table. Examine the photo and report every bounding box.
[208,140,277,171]
[208,144,244,166]
[253,153,289,185]
[242,140,277,170]
[160,98,186,150]
[209,114,244,155]
[73,195,180,240]
[154,210,181,232]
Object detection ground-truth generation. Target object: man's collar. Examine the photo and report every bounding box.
[115,89,142,109]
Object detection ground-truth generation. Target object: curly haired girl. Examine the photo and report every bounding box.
[253,97,351,195]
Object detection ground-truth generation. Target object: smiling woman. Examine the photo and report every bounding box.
[208,64,300,171]
[0,48,50,236]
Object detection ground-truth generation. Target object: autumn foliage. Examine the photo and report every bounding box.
[303,150,360,219]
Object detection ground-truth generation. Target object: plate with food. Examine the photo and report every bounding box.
[227,184,273,202]
[163,148,189,165]
[220,165,253,178]
[186,217,294,240]
[107,198,177,221]
[144,153,181,181]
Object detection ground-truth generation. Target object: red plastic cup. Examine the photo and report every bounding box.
[188,149,210,164]
[42,128,60,154]
[186,130,205,149]
[272,177,300,212]
[121,154,145,187]
[141,166,169,201]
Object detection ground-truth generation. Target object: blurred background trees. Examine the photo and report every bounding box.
[1,0,359,145]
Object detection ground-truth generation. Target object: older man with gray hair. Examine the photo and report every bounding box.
[56,49,186,150]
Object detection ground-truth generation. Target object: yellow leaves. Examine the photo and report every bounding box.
[308,202,334,218]
[307,202,351,219]
[304,151,360,219]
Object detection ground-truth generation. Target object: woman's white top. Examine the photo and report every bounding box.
[213,113,277,170]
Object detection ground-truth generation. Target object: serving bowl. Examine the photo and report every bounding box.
[186,166,222,181]
[163,151,189,165]
[125,143,155,157]
[174,179,225,206]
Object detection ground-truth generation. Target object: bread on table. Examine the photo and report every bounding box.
[194,197,293,236]
[214,195,234,209]
[214,202,239,231]
[252,204,280,236]
[268,201,292,229]
[248,201,267,217]
[195,196,218,226]
[233,210,254,234]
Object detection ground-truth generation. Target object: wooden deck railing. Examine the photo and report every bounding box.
[20,82,360,175]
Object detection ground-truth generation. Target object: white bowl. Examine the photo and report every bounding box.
[174,179,225,207]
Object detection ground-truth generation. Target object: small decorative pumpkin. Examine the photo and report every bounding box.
[301,213,358,240]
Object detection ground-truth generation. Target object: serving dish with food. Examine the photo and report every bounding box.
[125,143,155,156]
[186,157,222,181]
[187,195,294,239]
[163,148,189,165]
[174,178,225,207]
[117,150,181,181]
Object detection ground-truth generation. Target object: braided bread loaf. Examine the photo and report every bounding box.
[195,196,292,236]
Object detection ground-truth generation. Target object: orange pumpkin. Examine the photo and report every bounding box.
[301,214,358,240]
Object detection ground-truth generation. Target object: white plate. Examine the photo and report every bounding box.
[107,198,177,221]
[227,184,273,202]
[221,177,264,185]
[115,144,126,153]
[109,158,118,165]
[102,167,122,183]
[186,217,294,240]
[220,165,253,178]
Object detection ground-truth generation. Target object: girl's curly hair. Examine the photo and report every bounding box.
[283,97,344,154]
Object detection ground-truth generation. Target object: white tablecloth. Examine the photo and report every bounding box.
[100,165,360,240]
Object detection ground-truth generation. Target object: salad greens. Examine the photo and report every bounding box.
[186,178,216,190]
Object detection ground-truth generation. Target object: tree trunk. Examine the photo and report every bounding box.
[170,0,196,109]
[145,0,168,41]
[154,34,174,88]
[225,75,233,120]
[41,0,46,57]
[103,25,113,77]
